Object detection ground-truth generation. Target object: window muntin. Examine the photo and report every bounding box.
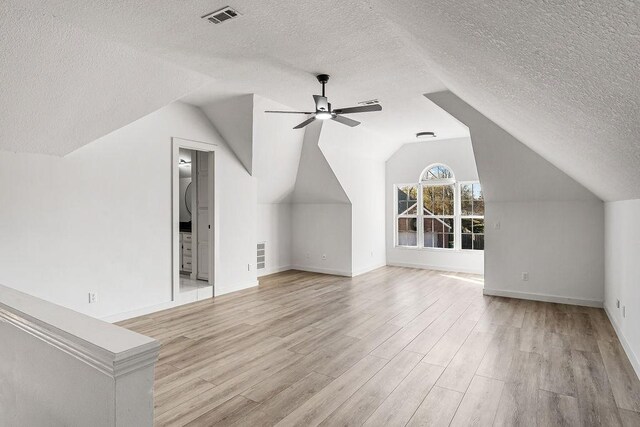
[422,184,455,249]
[395,165,484,251]
[460,183,484,251]
[396,185,418,247]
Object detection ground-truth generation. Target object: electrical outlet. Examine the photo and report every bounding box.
[623,306,626,318]
[321,254,327,260]
[370,251,374,257]
[617,299,620,308]
[247,263,251,271]
[494,221,501,230]
[521,272,529,281]
[88,292,98,304]
[305,252,310,259]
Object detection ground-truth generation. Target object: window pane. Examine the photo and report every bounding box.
[462,199,472,216]
[433,186,444,215]
[461,183,473,200]
[423,186,435,214]
[397,217,417,246]
[444,233,455,249]
[461,218,473,234]
[462,233,473,250]
[423,165,454,181]
[398,186,418,214]
[443,185,455,215]
[424,218,435,233]
[472,218,485,234]
[423,216,436,248]
[473,234,485,250]
[473,183,483,201]
[473,199,485,216]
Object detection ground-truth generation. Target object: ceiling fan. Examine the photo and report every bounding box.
[265,74,382,129]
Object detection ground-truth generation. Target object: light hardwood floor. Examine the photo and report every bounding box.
[118,267,640,426]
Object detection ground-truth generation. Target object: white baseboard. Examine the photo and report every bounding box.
[258,265,292,278]
[604,304,640,381]
[103,280,259,323]
[351,263,387,277]
[291,265,352,277]
[102,299,191,323]
[215,280,259,297]
[482,288,603,308]
[387,261,483,275]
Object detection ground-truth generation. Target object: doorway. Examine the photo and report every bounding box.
[172,138,216,303]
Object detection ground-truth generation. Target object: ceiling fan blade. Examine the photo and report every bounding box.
[265,110,313,114]
[293,116,317,129]
[332,115,360,127]
[333,104,382,115]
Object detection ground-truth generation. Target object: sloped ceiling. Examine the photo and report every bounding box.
[367,0,640,201]
[0,3,208,155]
[292,122,350,204]
[201,94,254,174]
[427,91,599,203]
[252,95,305,204]
[3,1,639,201]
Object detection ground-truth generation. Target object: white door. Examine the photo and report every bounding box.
[196,151,209,280]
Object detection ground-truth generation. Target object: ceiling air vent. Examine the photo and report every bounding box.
[202,6,241,24]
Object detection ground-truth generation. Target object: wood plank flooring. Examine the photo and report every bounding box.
[118,267,640,426]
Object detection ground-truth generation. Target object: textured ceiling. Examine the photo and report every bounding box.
[0,3,208,155]
[3,1,639,200]
[369,0,640,201]
[6,0,467,154]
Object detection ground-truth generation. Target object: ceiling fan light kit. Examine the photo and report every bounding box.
[416,131,436,139]
[265,74,383,129]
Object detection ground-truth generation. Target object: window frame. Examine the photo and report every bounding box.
[393,165,484,252]
[394,183,420,248]
[458,180,485,252]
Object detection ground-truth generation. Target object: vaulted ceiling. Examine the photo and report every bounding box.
[2,1,639,200]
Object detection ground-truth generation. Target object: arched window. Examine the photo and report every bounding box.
[421,164,455,182]
[394,164,484,250]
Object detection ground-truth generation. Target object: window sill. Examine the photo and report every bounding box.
[394,245,483,253]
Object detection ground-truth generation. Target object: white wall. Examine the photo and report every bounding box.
[320,123,387,276]
[256,203,292,276]
[291,204,352,276]
[385,138,484,274]
[0,102,257,319]
[427,91,604,305]
[605,199,640,376]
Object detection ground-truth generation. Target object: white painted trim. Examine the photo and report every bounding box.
[215,280,259,297]
[351,263,387,277]
[258,265,292,278]
[387,261,483,275]
[102,300,184,323]
[604,305,640,381]
[482,288,603,308]
[0,284,159,377]
[291,265,353,277]
[172,137,218,302]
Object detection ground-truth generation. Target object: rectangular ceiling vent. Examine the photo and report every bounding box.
[358,99,380,106]
[202,6,241,24]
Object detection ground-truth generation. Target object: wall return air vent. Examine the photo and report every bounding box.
[202,6,241,24]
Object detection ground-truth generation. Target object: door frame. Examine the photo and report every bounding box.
[171,137,217,301]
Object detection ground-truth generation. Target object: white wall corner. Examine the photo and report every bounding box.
[604,304,640,381]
